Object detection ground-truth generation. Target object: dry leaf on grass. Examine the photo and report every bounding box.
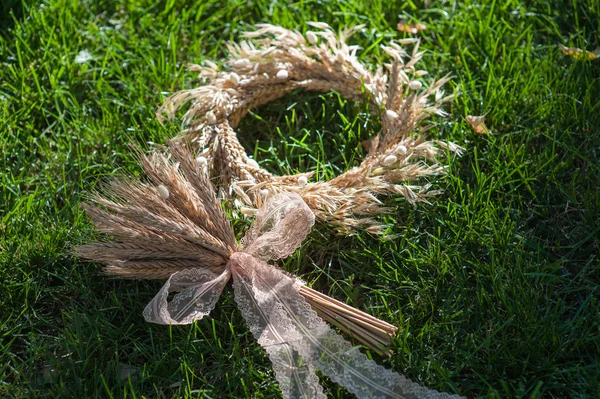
[397,20,427,34]
[558,43,600,60]
[466,115,490,135]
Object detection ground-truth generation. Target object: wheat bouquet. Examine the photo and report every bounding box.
[159,22,463,235]
[77,142,461,398]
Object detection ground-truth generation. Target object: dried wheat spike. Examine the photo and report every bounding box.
[76,143,237,279]
[158,22,464,235]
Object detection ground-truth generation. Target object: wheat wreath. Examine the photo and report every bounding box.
[159,22,464,235]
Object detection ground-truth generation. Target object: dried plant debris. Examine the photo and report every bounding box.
[466,114,490,135]
[558,43,600,60]
[158,22,464,235]
[397,20,427,34]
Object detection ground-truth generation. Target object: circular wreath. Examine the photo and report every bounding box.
[159,22,463,235]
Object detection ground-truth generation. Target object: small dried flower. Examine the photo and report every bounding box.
[157,184,169,200]
[206,111,217,125]
[229,72,240,84]
[196,156,208,166]
[260,188,269,197]
[306,31,318,44]
[408,80,422,90]
[385,110,398,120]
[397,145,407,155]
[247,158,259,169]
[234,58,250,66]
[276,69,289,79]
[382,155,397,166]
[298,176,308,187]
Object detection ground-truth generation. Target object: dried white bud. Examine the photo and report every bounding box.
[206,111,217,125]
[204,60,218,70]
[308,21,331,30]
[381,154,397,166]
[157,184,169,200]
[385,110,398,120]
[298,176,308,187]
[260,189,269,197]
[306,31,318,44]
[276,69,288,79]
[408,80,422,90]
[246,158,259,169]
[234,58,250,66]
[196,156,207,166]
[415,70,429,76]
[397,145,407,155]
[228,72,240,85]
[396,38,420,44]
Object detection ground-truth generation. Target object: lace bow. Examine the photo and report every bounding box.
[143,193,460,399]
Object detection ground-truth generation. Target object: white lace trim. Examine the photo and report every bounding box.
[143,267,231,324]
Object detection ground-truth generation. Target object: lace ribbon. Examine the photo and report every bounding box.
[143,193,461,399]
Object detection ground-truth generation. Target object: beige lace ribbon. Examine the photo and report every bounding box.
[143,193,461,399]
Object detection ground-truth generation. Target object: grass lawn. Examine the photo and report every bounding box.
[1,0,599,397]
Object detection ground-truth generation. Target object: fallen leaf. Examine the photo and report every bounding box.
[397,20,426,34]
[466,115,490,135]
[558,43,599,60]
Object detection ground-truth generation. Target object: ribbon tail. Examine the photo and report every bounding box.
[230,254,326,399]
[279,290,463,399]
[143,267,230,325]
[231,253,463,399]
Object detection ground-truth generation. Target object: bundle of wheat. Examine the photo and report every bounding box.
[77,142,395,349]
[159,22,464,235]
[77,142,461,399]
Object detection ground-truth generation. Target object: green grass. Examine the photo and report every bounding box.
[1,0,599,397]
